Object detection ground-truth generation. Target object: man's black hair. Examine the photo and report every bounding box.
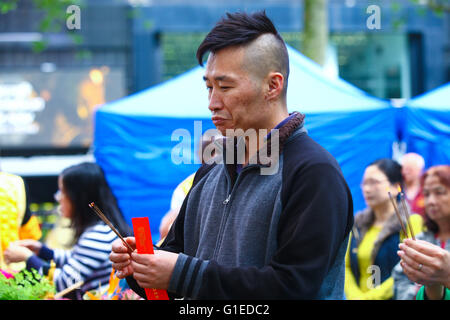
[196,11,286,66]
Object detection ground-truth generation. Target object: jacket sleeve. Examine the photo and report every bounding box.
[167,163,353,299]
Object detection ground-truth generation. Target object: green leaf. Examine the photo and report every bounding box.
[0,269,55,300]
[0,1,18,14]
[32,41,48,53]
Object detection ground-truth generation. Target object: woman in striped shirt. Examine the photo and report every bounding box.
[4,162,131,299]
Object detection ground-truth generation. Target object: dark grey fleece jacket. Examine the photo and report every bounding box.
[127,112,354,299]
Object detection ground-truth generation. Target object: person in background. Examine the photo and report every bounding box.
[401,153,426,217]
[393,165,450,300]
[345,158,423,300]
[0,165,42,271]
[4,162,131,299]
[159,132,221,242]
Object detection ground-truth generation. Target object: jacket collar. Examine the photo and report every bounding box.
[215,111,306,181]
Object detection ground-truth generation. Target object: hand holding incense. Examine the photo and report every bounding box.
[88,202,134,253]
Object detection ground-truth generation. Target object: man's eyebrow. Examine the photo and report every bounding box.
[203,75,234,82]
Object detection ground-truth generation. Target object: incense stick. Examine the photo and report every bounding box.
[388,191,409,238]
[54,281,84,299]
[398,189,416,240]
[88,202,134,253]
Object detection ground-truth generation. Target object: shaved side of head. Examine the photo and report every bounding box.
[242,33,289,99]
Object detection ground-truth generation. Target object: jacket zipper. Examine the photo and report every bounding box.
[223,194,231,205]
[213,165,258,259]
[222,164,259,205]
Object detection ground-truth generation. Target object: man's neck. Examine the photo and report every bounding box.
[243,107,289,166]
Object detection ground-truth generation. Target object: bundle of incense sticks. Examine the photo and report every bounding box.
[88,202,134,253]
[387,187,416,240]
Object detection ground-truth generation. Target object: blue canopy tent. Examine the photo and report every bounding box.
[286,48,395,218]
[400,83,450,168]
[94,46,395,241]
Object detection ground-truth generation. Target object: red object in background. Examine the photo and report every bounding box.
[131,217,169,300]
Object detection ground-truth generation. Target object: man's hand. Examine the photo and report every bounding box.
[110,237,136,279]
[131,250,178,290]
[398,239,450,288]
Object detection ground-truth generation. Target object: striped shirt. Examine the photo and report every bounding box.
[27,222,118,298]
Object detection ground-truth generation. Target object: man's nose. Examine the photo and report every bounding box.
[208,88,223,111]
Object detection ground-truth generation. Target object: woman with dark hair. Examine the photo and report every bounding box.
[345,159,423,300]
[393,165,450,300]
[4,162,131,299]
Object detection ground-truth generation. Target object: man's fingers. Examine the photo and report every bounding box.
[112,237,136,253]
[110,250,133,275]
[110,250,131,263]
[131,252,153,265]
[112,240,129,253]
[112,260,130,270]
[115,265,133,279]
[131,258,154,274]
[125,237,137,250]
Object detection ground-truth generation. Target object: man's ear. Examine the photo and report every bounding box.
[265,72,284,101]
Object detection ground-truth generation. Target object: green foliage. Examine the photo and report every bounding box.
[0,269,55,300]
[0,0,83,53]
[0,0,18,14]
[161,33,206,81]
[31,40,47,53]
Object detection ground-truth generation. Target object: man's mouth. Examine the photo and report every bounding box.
[211,116,228,125]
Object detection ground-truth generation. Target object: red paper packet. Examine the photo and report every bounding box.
[131,217,169,300]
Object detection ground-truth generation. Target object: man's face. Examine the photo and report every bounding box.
[203,46,267,135]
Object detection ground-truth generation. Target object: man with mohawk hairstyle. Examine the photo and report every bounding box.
[110,11,353,300]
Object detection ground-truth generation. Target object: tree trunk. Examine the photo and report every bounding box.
[303,0,329,66]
